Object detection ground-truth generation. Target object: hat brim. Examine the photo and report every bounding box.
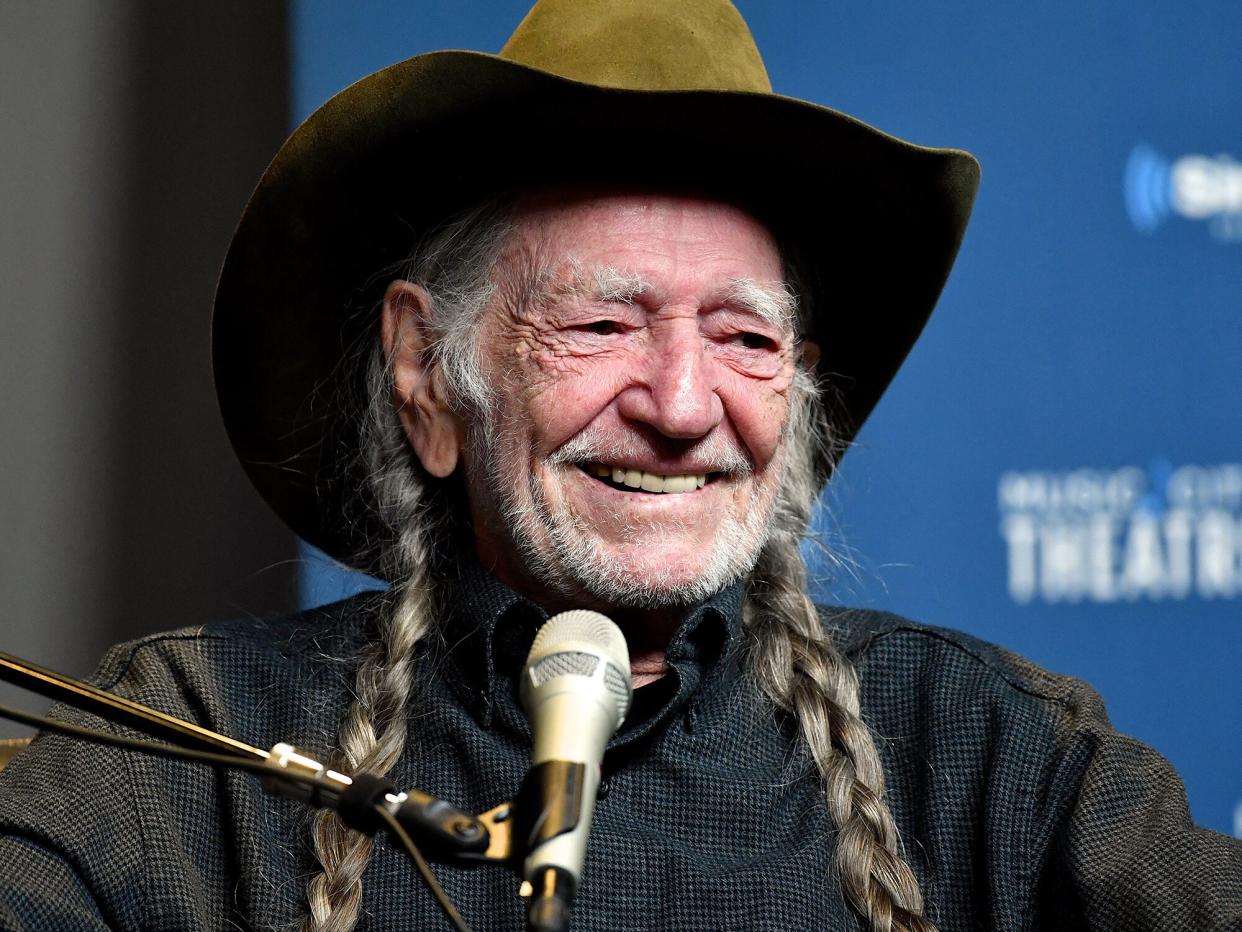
[213,50,979,575]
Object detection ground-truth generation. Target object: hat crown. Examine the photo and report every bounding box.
[499,0,771,93]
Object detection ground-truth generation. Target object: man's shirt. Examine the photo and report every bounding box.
[0,566,1239,930]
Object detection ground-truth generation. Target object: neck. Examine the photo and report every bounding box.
[515,574,694,688]
[606,605,685,689]
[557,601,689,690]
[471,546,717,689]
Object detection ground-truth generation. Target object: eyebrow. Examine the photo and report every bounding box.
[590,265,648,304]
[721,277,798,332]
[570,263,797,332]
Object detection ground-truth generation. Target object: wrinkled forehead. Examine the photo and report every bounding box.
[504,185,787,301]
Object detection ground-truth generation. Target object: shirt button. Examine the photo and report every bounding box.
[597,775,612,800]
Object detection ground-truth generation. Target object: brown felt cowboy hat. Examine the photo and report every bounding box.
[212,0,980,575]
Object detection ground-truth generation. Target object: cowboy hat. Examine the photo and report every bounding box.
[212,0,980,574]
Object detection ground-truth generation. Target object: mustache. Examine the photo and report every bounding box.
[547,428,753,475]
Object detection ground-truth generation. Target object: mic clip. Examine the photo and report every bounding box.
[259,747,586,868]
[262,742,510,862]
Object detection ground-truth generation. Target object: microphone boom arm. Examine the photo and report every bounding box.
[0,649,511,863]
[0,650,265,760]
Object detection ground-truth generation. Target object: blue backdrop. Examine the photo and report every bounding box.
[292,0,1242,837]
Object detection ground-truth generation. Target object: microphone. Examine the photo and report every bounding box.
[518,610,632,932]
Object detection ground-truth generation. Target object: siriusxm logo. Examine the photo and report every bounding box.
[998,462,1242,605]
[1125,145,1242,241]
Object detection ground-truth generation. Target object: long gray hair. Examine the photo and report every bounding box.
[300,199,936,932]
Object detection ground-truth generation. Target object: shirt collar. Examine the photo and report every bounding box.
[439,558,746,749]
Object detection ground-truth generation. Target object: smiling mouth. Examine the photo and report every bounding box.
[577,463,712,494]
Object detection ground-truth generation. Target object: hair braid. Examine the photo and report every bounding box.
[743,369,935,932]
[301,376,437,932]
[300,201,515,930]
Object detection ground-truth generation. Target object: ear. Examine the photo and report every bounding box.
[380,280,464,478]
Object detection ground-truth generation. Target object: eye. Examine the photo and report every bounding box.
[736,332,777,351]
[583,319,621,335]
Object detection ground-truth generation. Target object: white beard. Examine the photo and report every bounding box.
[468,425,783,609]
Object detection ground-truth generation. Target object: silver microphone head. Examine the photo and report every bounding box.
[521,609,632,729]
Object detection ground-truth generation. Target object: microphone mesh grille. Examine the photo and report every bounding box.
[603,662,632,718]
[528,651,599,686]
[528,610,629,675]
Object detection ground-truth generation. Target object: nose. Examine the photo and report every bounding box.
[616,323,723,439]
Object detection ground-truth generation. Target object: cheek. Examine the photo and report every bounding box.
[479,323,579,446]
[720,375,794,468]
[514,351,634,452]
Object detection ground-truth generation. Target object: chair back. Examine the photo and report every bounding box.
[0,737,31,770]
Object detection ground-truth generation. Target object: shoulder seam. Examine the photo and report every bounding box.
[97,629,234,692]
[836,615,1084,716]
[95,595,382,692]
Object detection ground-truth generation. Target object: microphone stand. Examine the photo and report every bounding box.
[0,649,588,931]
[0,650,514,864]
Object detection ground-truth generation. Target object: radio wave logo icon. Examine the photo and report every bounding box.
[1125,144,1242,241]
[1124,144,1172,234]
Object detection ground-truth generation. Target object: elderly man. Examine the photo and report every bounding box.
[2,1,1240,931]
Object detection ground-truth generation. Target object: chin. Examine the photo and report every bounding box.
[543,530,758,610]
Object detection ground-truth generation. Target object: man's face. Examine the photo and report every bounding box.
[461,191,799,610]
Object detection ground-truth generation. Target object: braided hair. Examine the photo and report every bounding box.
[300,203,513,932]
[744,365,934,931]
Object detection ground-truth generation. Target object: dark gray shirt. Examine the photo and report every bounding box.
[0,568,1239,930]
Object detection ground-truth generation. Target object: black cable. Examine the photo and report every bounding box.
[374,804,474,932]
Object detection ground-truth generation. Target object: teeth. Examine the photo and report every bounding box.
[587,464,709,494]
